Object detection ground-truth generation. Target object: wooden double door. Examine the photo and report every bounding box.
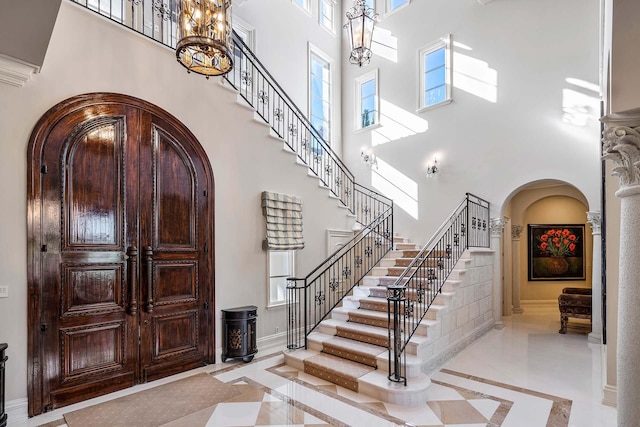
[27,93,215,416]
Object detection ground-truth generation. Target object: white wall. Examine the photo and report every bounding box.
[0,1,353,402]
[341,0,601,244]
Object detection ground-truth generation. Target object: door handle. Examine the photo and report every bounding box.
[126,246,138,315]
[144,246,154,313]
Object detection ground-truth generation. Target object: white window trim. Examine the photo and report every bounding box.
[292,0,312,15]
[385,0,410,16]
[417,34,452,113]
[319,0,336,35]
[232,16,256,52]
[308,42,334,146]
[354,68,380,131]
[267,250,295,309]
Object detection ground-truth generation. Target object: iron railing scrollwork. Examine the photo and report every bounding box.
[387,193,489,385]
[287,198,393,350]
[226,34,357,214]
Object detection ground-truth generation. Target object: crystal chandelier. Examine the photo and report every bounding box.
[176,0,233,77]
[344,0,377,67]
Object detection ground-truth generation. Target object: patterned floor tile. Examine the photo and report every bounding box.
[427,400,488,425]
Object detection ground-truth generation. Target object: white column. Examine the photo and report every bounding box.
[490,217,507,329]
[602,110,640,426]
[511,225,524,314]
[587,211,603,344]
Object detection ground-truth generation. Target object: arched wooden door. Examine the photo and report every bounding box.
[27,93,215,416]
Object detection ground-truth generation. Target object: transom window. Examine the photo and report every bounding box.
[309,49,332,145]
[355,70,379,130]
[268,250,295,307]
[419,35,452,111]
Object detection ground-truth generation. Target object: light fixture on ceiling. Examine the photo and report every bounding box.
[176,0,233,78]
[361,150,378,169]
[426,158,439,178]
[344,0,377,67]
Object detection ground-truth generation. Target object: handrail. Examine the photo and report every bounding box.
[226,34,353,181]
[226,32,359,214]
[287,204,394,349]
[387,194,489,385]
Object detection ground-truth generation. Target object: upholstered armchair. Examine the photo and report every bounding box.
[558,287,592,334]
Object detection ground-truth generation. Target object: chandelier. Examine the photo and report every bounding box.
[176,0,233,77]
[344,0,377,67]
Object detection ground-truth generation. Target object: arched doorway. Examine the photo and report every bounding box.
[498,180,598,335]
[27,93,215,416]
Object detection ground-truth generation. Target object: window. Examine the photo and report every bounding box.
[309,48,332,146]
[268,250,295,307]
[231,18,256,90]
[365,0,375,11]
[419,35,452,111]
[387,0,409,12]
[319,0,335,32]
[355,69,379,130]
[293,0,310,12]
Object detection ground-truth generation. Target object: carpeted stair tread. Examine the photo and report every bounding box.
[335,324,389,347]
[303,353,375,392]
[322,336,386,367]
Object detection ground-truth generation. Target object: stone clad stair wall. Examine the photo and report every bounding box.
[284,237,495,406]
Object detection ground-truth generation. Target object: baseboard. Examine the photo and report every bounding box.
[424,319,495,374]
[520,300,557,309]
[257,330,288,355]
[6,397,28,425]
[215,331,287,363]
[603,384,617,407]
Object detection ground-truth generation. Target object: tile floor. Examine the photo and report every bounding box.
[19,307,616,427]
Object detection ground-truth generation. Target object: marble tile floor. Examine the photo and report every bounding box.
[21,307,616,427]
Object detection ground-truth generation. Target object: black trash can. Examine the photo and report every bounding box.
[221,306,257,363]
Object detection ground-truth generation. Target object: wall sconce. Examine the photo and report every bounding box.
[361,150,378,169]
[426,158,439,178]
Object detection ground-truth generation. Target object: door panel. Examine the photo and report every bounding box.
[28,93,215,415]
[153,125,197,250]
[139,116,206,379]
[64,118,124,249]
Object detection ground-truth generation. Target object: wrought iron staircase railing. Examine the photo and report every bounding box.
[287,188,393,350]
[387,193,490,385]
[69,0,397,351]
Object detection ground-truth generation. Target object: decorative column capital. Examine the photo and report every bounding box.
[587,211,602,235]
[511,225,523,240]
[490,217,507,237]
[602,109,640,191]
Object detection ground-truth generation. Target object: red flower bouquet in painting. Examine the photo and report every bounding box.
[537,228,579,256]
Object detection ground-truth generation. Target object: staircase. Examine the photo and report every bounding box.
[284,236,443,405]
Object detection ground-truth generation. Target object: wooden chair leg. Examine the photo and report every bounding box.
[559,315,568,334]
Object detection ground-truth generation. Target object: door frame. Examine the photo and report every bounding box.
[26,92,216,416]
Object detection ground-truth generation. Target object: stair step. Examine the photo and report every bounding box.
[303,352,376,392]
[322,336,386,367]
[396,243,420,250]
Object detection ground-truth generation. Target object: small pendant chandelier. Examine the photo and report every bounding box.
[344,0,377,67]
[176,0,233,78]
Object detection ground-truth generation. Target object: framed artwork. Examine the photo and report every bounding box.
[527,224,586,281]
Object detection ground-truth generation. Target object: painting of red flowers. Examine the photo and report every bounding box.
[528,224,585,281]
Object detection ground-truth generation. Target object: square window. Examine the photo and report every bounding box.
[293,0,310,12]
[418,35,452,111]
[387,0,409,13]
[320,0,335,32]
